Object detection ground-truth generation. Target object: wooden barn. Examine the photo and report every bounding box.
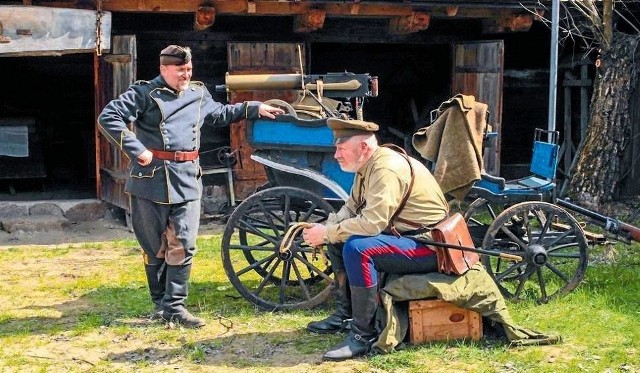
[0,0,608,218]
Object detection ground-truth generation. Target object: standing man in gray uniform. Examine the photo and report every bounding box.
[98,45,284,328]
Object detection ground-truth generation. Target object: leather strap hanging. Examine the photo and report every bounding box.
[382,144,417,237]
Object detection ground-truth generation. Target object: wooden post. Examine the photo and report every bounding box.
[562,71,572,178]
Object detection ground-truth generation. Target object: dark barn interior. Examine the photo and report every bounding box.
[0,10,573,202]
[1,53,96,200]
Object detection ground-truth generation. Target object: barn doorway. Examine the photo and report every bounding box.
[0,54,96,201]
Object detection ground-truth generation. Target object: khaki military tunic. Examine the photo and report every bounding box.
[326,146,448,244]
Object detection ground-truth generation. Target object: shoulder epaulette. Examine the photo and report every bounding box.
[190,80,205,87]
[133,80,151,86]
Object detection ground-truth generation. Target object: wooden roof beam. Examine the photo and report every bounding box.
[212,1,418,16]
[32,0,417,15]
[29,1,499,17]
[17,1,546,25]
[427,7,536,19]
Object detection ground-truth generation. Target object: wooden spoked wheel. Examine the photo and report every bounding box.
[220,186,335,311]
[481,201,589,303]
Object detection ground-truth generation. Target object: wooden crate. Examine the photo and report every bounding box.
[408,299,482,343]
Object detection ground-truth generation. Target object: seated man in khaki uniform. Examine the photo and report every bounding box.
[303,118,449,361]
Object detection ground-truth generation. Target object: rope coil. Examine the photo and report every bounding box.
[279,222,328,264]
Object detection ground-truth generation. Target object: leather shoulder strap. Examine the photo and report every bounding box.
[381,144,415,235]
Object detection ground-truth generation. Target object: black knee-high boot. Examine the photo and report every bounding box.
[323,286,378,361]
[307,270,352,333]
[144,263,166,320]
[161,264,206,328]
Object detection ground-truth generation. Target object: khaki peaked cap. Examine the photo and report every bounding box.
[160,45,192,65]
[327,118,379,142]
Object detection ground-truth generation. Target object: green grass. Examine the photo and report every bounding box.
[1,233,639,372]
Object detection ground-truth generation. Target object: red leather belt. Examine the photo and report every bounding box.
[150,149,199,162]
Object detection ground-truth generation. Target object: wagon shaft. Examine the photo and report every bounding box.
[551,221,606,245]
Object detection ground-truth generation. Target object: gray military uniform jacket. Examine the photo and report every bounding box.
[98,75,261,203]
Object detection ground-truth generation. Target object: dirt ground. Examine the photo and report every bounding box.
[2,195,638,249]
[0,217,226,248]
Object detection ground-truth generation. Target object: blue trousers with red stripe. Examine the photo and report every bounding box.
[341,234,438,288]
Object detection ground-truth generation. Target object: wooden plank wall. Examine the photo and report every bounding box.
[451,41,504,176]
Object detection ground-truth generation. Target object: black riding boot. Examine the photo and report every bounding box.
[323,286,378,361]
[307,270,352,334]
[144,263,166,320]
[161,264,206,328]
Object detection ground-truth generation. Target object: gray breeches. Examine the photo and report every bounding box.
[130,196,201,266]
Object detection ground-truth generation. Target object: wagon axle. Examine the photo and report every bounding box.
[524,244,547,266]
[278,248,293,260]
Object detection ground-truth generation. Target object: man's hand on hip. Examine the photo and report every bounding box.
[137,150,153,166]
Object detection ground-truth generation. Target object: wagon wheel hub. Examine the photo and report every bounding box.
[278,245,294,260]
[278,221,313,261]
[525,244,548,266]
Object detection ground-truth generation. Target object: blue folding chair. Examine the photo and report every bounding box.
[468,128,559,204]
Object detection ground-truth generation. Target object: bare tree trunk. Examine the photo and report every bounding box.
[567,32,640,209]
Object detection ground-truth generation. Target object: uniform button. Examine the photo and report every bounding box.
[192,129,196,133]
[192,137,196,141]
[138,172,142,176]
[166,146,171,150]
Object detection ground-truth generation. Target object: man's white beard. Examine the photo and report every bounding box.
[339,152,366,173]
[340,164,358,173]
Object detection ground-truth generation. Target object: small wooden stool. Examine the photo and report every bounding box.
[408,299,483,344]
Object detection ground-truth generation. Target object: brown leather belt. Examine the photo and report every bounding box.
[150,149,199,162]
